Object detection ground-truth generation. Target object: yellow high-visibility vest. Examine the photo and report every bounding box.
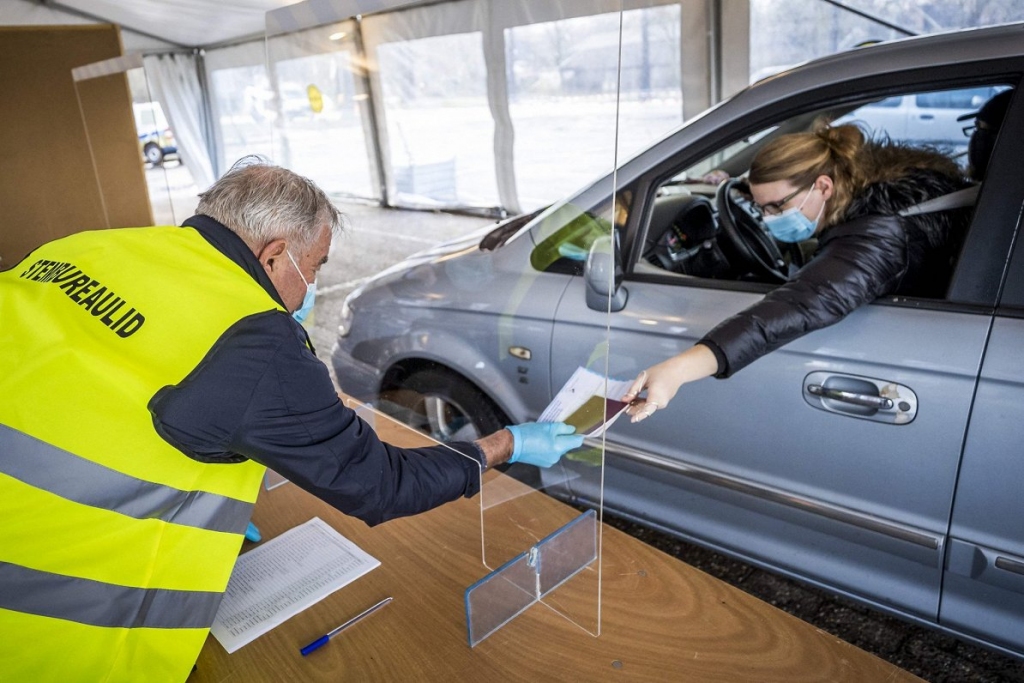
[0,226,284,682]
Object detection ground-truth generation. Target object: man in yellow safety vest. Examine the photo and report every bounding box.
[0,158,583,682]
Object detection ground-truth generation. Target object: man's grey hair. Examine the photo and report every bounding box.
[196,156,345,251]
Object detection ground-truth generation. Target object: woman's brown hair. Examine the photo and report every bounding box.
[749,121,963,228]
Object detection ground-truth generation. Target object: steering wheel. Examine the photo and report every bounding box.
[715,178,789,283]
[642,194,716,271]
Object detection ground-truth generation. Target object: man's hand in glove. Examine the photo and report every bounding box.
[505,422,584,467]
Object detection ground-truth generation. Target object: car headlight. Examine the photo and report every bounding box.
[336,293,355,337]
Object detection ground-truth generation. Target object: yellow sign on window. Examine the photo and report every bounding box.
[307,84,323,114]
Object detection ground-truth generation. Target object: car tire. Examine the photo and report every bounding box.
[144,142,164,166]
[379,367,509,443]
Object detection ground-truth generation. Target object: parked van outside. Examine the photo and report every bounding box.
[133,102,178,166]
[841,85,1009,154]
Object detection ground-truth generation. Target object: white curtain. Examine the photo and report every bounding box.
[361,0,682,212]
[202,41,270,174]
[201,0,684,212]
[143,53,217,190]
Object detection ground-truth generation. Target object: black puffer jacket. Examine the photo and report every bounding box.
[701,169,971,377]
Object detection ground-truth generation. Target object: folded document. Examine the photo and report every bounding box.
[538,367,633,437]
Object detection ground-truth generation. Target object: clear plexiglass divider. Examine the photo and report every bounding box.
[354,285,612,641]
[346,395,605,646]
[268,0,625,647]
[466,508,599,647]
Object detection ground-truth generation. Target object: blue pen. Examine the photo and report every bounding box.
[244,522,261,543]
[300,597,393,656]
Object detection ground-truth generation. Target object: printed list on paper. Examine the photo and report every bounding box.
[210,517,381,654]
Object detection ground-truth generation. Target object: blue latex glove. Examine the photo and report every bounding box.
[506,422,584,467]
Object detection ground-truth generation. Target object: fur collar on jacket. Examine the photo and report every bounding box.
[842,168,971,250]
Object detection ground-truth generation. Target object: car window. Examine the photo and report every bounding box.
[840,84,1012,161]
[677,129,775,183]
[634,82,1016,299]
[915,87,1000,110]
[530,188,634,275]
[872,96,903,108]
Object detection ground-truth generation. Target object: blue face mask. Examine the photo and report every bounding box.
[762,186,824,243]
[286,250,317,324]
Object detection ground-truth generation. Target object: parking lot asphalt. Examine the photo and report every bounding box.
[311,201,1024,682]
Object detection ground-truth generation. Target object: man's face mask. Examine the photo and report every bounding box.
[286,249,317,324]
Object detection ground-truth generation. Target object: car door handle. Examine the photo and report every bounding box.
[947,539,1024,595]
[802,372,917,424]
[919,113,935,120]
[996,556,1024,576]
[806,384,894,410]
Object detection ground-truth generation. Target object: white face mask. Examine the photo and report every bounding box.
[286,250,317,324]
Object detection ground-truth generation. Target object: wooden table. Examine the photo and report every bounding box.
[189,418,922,682]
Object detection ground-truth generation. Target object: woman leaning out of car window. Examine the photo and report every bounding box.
[624,121,972,422]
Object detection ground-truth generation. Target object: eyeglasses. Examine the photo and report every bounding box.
[963,120,992,137]
[751,184,811,217]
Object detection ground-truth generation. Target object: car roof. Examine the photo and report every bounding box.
[585,23,1023,195]
[739,23,1023,111]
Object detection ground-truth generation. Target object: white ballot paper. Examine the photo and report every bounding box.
[538,366,634,437]
[210,517,380,653]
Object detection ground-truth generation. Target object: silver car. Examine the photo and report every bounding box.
[333,24,1024,658]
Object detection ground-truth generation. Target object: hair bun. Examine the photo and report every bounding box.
[815,123,864,162]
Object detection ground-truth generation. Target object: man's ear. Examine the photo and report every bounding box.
[257,239,288,275]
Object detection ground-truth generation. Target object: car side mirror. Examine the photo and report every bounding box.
[584,234,627,312]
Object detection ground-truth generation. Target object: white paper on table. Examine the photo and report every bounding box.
[538,367,633,424]
[210,517,380,654]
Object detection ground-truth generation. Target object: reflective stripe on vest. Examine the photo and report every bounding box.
[0,562,222,630]
[0,424,251,534]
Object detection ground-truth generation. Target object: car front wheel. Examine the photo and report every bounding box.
[378,367,508,443]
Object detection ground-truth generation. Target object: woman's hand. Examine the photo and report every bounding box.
[623,344,719,423]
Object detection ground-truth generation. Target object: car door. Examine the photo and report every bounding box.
[939,91,1024,655]
[552,269,990,621]
[547,98,1006,624]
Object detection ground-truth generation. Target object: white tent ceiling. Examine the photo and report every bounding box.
[8,0,439,49]
[11,0,295,49]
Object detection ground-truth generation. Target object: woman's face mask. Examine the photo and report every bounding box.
[286,250,317,324]
[762,185,825,243]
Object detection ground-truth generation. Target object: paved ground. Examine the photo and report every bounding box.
[308,200,1024,683]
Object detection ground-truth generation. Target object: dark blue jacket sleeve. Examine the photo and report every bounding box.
[150,311,483,526]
